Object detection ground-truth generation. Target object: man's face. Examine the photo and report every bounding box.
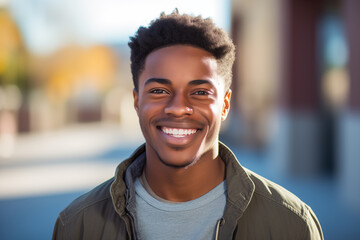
[133,45,231,168]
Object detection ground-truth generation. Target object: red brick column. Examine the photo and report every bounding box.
[270,0,323,175]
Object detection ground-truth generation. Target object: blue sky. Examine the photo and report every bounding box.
[9,0,231,55]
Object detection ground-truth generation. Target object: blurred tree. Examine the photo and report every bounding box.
[0,7,28,92]
[0,7,30,133]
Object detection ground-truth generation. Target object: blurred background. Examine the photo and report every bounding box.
[0,0,359,239]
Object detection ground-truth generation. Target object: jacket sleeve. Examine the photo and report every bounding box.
[52,216,66,240]
[303,206,324,240]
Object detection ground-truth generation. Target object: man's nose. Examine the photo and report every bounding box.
[164,94,193,117]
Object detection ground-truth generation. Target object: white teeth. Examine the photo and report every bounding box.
[161,127,197,137]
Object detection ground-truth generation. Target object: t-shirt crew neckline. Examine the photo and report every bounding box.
[134,176,226,212]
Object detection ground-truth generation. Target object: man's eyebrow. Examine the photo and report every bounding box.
[144,78,171,86]
[188,79,214,86]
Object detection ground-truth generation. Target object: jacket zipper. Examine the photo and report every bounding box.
[215,218,223,240]
[126,212,138,240]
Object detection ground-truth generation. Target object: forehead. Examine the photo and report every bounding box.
[139,45,225,90]
[146,45,215,61]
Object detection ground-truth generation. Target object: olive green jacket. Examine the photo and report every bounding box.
[52,142,323,240]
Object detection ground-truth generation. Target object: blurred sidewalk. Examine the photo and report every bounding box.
[0,123,144,199]
[0,122,144,165]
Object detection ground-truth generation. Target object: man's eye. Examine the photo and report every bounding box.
[193,90,209,95]
[150,89,168,94]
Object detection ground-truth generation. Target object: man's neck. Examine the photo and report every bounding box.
[144,150,225,202]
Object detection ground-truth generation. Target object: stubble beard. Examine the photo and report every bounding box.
[154,149,199,169]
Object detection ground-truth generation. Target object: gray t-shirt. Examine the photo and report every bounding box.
[134,176,227,240]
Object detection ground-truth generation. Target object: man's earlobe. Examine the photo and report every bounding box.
[221,90,232,121]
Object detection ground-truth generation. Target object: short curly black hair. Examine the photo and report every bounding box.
[128,10,235,92]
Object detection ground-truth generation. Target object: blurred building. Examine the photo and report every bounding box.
[228,0,360,211]
[27,44,119,130]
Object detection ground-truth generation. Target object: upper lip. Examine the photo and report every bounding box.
[155,120,202,130]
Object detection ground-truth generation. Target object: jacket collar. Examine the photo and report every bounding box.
[219,142,255,212]
[218,142,255,239]
[110,144,146,216]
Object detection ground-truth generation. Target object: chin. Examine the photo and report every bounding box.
[155,150,200,169]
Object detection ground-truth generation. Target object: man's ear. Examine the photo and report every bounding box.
[221,89,231,121]
[133,88,139,115]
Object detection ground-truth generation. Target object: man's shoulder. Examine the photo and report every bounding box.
[59,178,115,224]
[246,169,307,217]
[245,169,312,221]
[227,168,323,239]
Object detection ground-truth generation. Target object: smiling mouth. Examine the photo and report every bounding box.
[160,126,198,138]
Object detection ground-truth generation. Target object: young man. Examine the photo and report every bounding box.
[53,11,323,240]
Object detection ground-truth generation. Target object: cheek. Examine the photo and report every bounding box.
[200,104,222,145]
[198,103,223,126]
[138,101,163,121]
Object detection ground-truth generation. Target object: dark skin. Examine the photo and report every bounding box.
[133,45,231,202]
